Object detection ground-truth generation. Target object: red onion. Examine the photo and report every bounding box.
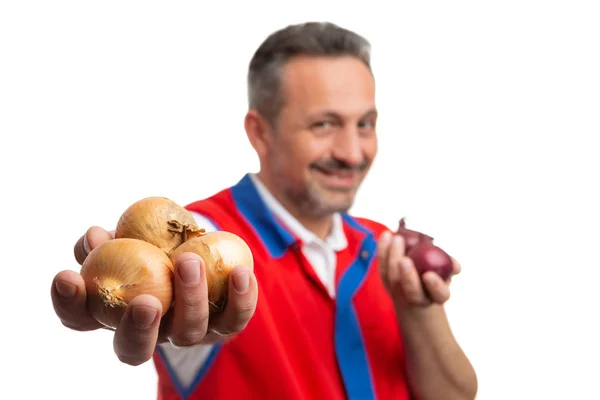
[395,217,452,280]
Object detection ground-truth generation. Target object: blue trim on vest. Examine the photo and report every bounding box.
[156,344,223,399]
[335,214,377,400]
[230,174,296,258]
[341,212,371,235]
[185,344,223,397]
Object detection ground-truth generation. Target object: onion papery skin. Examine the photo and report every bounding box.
[407,242,453,281]
[395,217,452,280]
[80,238,175,329]
[395,217,434,253]
[170,231,254,313]
[115,197,204,256]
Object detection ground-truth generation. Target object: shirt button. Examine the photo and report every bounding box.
[361,250,369,260]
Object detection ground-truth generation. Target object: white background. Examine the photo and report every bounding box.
[1,1,599,399]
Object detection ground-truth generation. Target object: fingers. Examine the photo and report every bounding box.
[396,256,430,305]
[378,225,461,307]
[51,270,104,331]
[386,234,407,291]
[52,268,165,367]
[113,294,162,366]
[451,256,462,276]
[422,272,451,303]
[168,252,211,347]
[377,230,393,290]
[74,226,114,265]
[203,266,258,344]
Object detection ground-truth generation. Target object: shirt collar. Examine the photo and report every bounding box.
[248,173,348,251]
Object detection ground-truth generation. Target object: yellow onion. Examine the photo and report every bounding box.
[115,197,204,256]
[170,231,254,313]
[80,238,174,329]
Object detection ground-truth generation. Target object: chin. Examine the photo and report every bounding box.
[302,175,362,214]
[318,192,357,214]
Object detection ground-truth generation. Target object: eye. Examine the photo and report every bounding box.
[310,120,338,135]
[358,120,376,136]
[311,120,333,129]
[358,120,375,129]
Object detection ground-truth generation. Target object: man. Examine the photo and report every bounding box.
[51,22,478,399]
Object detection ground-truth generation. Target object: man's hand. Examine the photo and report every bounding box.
[377,229,478,399]
[377,230,461,309]
[51,226,258,366]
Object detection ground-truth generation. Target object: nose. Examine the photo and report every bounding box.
[332,128,364,167]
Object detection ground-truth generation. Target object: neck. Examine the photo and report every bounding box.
[299,217,334,241]
[256,171,334,240]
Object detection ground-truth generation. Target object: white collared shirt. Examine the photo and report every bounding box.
[246,173,347,297]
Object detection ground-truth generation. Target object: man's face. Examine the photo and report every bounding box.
[265,55,378,218]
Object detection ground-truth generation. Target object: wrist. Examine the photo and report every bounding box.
[396,303,446,329]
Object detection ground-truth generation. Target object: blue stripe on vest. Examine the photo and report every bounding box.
[156,343,223,399]
[230,174,295,258]
[335,214,377,399]
[342,213,371,235]
[185,344,223,398]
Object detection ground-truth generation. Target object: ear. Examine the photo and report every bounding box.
[244,109,272,158]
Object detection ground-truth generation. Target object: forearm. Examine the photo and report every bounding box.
[398,304,478,400]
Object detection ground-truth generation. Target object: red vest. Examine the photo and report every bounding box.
[152,174,411,399]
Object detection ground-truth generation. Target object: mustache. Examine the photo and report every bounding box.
[309,158,369,173]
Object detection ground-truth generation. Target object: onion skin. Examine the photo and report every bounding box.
[115,197,204,256]
[407,242,453,281]
[395,218,452,280]
[170,231,254,313]
[396,217,434,253]
[80,238,174,329]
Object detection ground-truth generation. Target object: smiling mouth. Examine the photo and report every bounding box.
[313,166,355,178]
[312,167,359,189]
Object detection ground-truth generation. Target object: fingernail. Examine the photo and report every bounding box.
[179,260,200,285]
[233,269,249,293]
[83,234,91,254]
[380,230,391,242]
[55,280,76,299]
[394,235,403,247]
[132,306,158,328]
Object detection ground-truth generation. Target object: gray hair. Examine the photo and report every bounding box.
[247,22,372,126]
